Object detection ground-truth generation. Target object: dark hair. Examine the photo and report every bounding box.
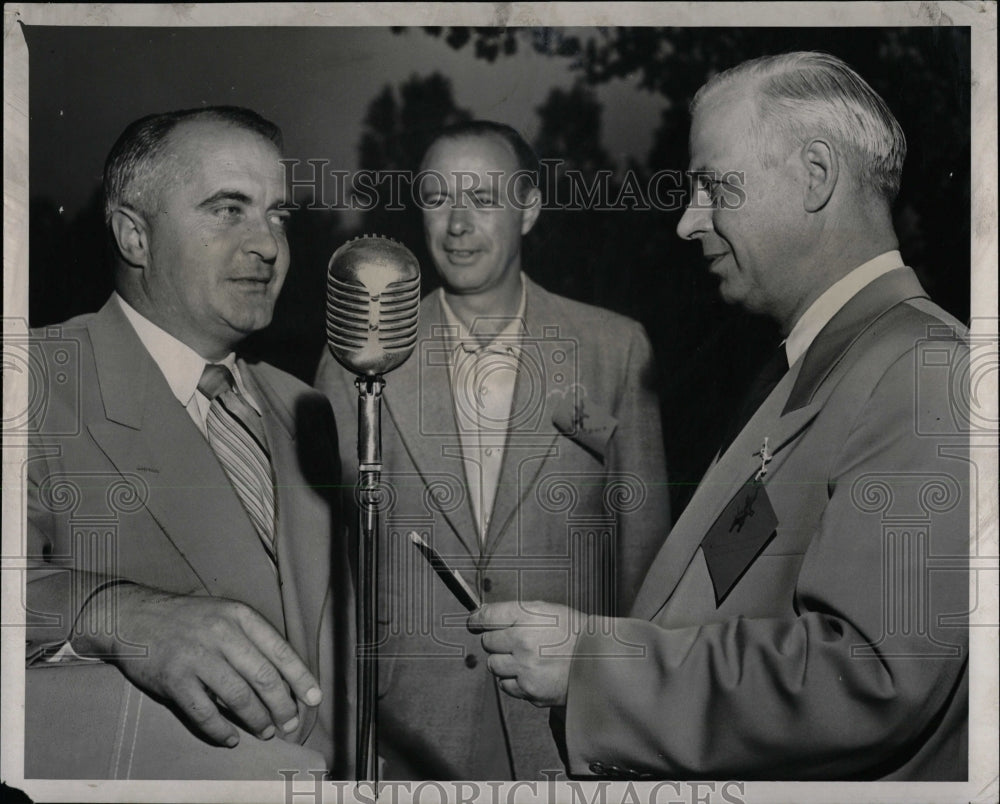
[102,106,283,225]
[426,120,540,186]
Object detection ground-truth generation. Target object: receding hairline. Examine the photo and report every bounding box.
[163,116,283,159]
[421,129,523,172]
[103,106,283,225]
[688,52,906,202]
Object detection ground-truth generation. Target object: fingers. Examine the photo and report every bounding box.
[468,602,508,633]
[224,608,321,731]
[240,610,323,707]
[172,680,243,747]
[113,592,323,745]
[481,628,517,655]
[212,638,297,737]
[468,600,539,632]
[486,652,518,679]
[497,677,526,700]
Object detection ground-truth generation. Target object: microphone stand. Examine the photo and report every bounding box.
[355,373,384,786]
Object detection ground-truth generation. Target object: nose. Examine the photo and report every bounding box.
[447,206,473,236]
[244,214,281,263]
[676,202,711,241]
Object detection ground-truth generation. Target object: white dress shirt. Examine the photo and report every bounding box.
[114,293,263,438]
[784,250,905,367]
[439,277,528,548]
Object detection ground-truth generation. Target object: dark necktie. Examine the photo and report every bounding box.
[717,345,788,458]
[198,363,277,565]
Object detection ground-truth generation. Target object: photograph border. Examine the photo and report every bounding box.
[3,3,997,803]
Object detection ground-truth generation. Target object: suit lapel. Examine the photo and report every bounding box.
[383,292,480,557]
[85,300,284,627]
[784,267,928,412]
[630,267,929,620]
[629,365,821,619]
[485,279,563,557]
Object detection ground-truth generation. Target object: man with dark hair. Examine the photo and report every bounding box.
[474,52,969,780]
[25,106,351,779]
[315,120,670,779]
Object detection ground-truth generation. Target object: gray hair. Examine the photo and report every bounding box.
[692,51,906,202]
[103,106,283,226]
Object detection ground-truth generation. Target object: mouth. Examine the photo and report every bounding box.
[443,247,481,264]
[230,276,273,292]
[703,253,729,272]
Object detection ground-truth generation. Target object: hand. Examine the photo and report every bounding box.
[468,600,583,708]
[71,584,322,748]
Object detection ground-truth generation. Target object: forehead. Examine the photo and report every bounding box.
[162,119,284,191]
[422,134,520,177]
[689,92,758,170]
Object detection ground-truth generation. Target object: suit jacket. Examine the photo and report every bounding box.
[316,276,670,779]
[24,297,353,780]
[562,268,969,780]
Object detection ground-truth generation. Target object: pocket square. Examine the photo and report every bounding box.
[701,482,778,606]
[552,394,618,460]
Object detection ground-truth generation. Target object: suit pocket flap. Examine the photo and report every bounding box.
[552,395,618,460]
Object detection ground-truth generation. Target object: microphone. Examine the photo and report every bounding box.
[325,234,420,786]
[326,234,420,377]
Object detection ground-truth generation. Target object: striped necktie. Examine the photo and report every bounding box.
[198,363,277,565]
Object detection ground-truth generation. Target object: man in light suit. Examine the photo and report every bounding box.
[25,107,351,779]
[474,53,969,780]
[315,121,670,779]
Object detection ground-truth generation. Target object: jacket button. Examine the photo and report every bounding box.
[589,761,606,775]
[464,654,478,669]
[482,577,493,593]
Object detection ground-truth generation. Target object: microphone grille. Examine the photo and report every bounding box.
[326,235,420,376]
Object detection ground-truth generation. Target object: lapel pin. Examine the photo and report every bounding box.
[753,437,772,483]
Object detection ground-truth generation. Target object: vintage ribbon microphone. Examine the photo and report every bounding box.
[325,235,420,783]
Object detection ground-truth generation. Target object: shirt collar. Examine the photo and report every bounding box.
[114,293,260,413]
[439,273,528,355]
[784,250,904,367]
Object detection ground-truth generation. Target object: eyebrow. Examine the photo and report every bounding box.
[197,190,253,209]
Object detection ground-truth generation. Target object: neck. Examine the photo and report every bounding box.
[442,274,523,341]
[776,207,898,335]
[117,287,236,362]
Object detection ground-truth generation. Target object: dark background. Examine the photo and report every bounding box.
[25,26,971,518]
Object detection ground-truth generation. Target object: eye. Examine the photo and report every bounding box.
[698,176,725,205]
[472,192,500,209]
[419,191,447,208]
[269,210,291,228]
[685,171,733,210]
[214,203,245,221]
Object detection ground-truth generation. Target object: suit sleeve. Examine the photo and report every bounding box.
[563,345,969,779]
[25,421,118,658]
[607,323,671,613]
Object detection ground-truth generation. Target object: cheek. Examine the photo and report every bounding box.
[423,211,447,237]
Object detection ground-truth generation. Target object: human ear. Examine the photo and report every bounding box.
[802,139,838,213]
[520,187,542,235]
[110,207,151,268]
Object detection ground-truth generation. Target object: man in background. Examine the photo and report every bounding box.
[316,120,669,779]
[474,53,969,780]
[25,106,350,779]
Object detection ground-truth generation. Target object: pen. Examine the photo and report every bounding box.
[408,531,481,611]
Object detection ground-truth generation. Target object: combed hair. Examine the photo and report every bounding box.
[692,52,906,203]
[103,106,283,225]
[428,120,540,186]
